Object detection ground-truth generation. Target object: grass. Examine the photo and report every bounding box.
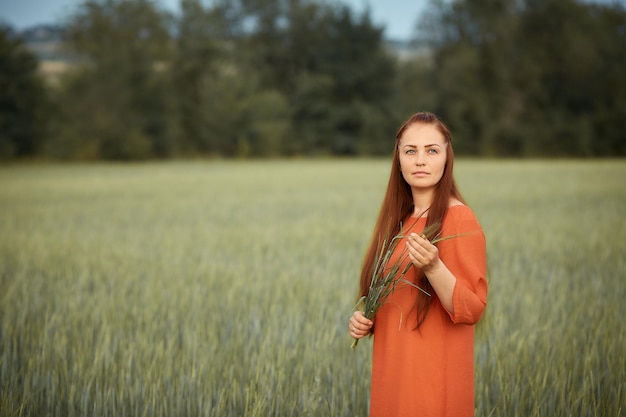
[0,159,624,416]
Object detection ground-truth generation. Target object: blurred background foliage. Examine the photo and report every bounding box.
[1,0,625,160]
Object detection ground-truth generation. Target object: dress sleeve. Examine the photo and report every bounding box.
[438,206,488,325]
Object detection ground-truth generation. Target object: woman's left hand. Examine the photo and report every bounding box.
[406,233,440,272]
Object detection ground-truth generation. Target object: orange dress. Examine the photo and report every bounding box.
[369,205,487,417]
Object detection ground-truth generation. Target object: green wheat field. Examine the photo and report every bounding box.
[1,159,624,416]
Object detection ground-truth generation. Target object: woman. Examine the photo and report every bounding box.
[349,112,488,417]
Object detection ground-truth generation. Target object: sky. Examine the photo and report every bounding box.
[0,0,427,40]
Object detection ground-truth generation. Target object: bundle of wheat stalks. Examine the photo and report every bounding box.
[351,222,461,349]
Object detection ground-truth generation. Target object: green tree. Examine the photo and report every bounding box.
[314,5,395,155]
[591,3,626,156]
[171,0,226,155]
[51,0,175,160]
[516,0,626,156]
[385,57,437,153]
[0,25,49,159]
[418,0,520,156]
[170,0,290,157]
[202,72,290,157]
[416,0,626,157]
[239,0,395,155]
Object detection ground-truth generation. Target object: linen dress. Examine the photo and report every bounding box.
[369,205,487,417]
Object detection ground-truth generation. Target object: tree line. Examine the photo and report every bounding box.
[1,0,624,160]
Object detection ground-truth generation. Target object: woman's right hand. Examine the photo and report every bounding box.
[349,310,374,339]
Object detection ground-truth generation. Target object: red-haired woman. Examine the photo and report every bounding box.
[348,112,488,417]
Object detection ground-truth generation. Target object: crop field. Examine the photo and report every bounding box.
[0,159,624,416]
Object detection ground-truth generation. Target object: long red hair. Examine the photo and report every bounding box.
[358,112,465,328]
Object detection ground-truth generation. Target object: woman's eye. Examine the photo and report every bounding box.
[427,148,438,154]
[405,149,415,155]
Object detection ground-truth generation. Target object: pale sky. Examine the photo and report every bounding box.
[0,0,428,40]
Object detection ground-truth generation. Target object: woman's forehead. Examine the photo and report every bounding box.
[399,124,446,146]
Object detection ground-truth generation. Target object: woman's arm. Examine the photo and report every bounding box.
[406,209,487,324]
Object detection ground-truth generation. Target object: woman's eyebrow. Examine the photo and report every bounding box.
[400,143,442,148]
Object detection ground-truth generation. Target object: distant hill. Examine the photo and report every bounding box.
[19,24,69,61]
[384,38,431,61]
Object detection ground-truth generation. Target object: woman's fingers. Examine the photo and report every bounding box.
[350,311,373,338]
[407,233,438,270]
[353,310,372,324]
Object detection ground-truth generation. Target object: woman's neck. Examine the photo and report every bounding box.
[412,191,434,217]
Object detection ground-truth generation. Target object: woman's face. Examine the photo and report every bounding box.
[398,123,448,193]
